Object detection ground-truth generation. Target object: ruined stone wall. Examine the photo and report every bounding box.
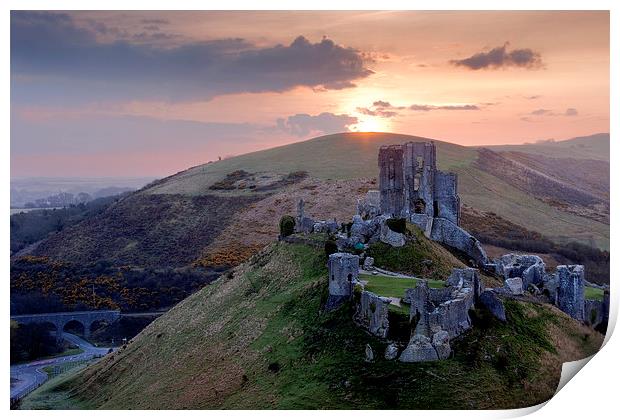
[378,145,405,217]
[556,265,585,321]
[434,171,460,224]
[326,253,359,310]
[584,299,605,328]
[403,142,436,219]
[354,291,390,338]
[430,218,489,266]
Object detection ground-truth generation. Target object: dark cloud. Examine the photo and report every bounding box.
[450,43,543,70]
[373,100,392,108]
[525,95,542,100]
[276,112,358,137]
[565,108,578,116]
[11,11,373,102]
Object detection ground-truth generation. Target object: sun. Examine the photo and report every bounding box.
[353,117,387,133]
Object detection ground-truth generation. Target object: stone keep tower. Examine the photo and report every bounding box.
[326,253,360,310]
[378,141,460,225]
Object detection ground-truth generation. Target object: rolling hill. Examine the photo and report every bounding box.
[13,132,609,314]
[21,241,603,409]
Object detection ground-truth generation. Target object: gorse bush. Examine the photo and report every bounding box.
[279,215,296,237]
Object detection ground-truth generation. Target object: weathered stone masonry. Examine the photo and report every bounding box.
[326,252,359,310]
[378,142,459,223]
[377,141,487,266]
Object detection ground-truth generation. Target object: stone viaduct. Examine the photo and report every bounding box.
[11,310,121,342]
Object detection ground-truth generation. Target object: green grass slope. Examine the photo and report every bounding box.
[143,132,608,249]
[22,242,602,409]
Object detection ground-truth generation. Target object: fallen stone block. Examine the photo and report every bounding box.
[384,343,399,360]
[399,334,438,363]
[504,277,524,295]
[380,224,405,247]
[479,290,506,322]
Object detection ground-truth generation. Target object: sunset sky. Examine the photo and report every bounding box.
[11,10,609,177]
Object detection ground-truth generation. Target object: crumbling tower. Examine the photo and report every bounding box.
[326,253,359,310]
[378,141,460,224]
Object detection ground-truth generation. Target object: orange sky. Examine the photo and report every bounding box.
[11,11,609,177]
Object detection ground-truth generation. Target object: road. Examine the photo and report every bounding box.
[10,332,114,401]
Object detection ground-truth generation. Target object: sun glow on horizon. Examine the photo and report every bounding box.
[352,117,389,133]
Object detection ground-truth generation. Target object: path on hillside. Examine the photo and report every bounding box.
[10,332,114,401]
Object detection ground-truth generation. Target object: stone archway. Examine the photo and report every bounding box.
[63,319,87,338]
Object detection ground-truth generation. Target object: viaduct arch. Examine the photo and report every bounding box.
[11,310,121,342]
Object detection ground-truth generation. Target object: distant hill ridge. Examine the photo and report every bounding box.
[143,132,609,249]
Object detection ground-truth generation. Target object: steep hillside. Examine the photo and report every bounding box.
[487,133,609,162]
[30,193,262,267]
[474,149,608,223]
[22,242,603,409]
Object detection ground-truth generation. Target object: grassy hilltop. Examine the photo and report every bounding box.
[145,132,609,249]
[22,241,603,409]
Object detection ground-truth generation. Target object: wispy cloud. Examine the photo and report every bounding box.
[521,107,579,121]
[356,100,483,118]
[410,104,480,111]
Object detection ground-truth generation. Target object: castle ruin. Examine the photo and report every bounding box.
[376,141,487,266]
[378,142,460,225]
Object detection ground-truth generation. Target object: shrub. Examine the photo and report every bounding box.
[324,240,338,257]
[279,215,296,237]
[386,218,407,234]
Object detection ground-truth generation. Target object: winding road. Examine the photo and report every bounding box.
[10,332,114,401]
